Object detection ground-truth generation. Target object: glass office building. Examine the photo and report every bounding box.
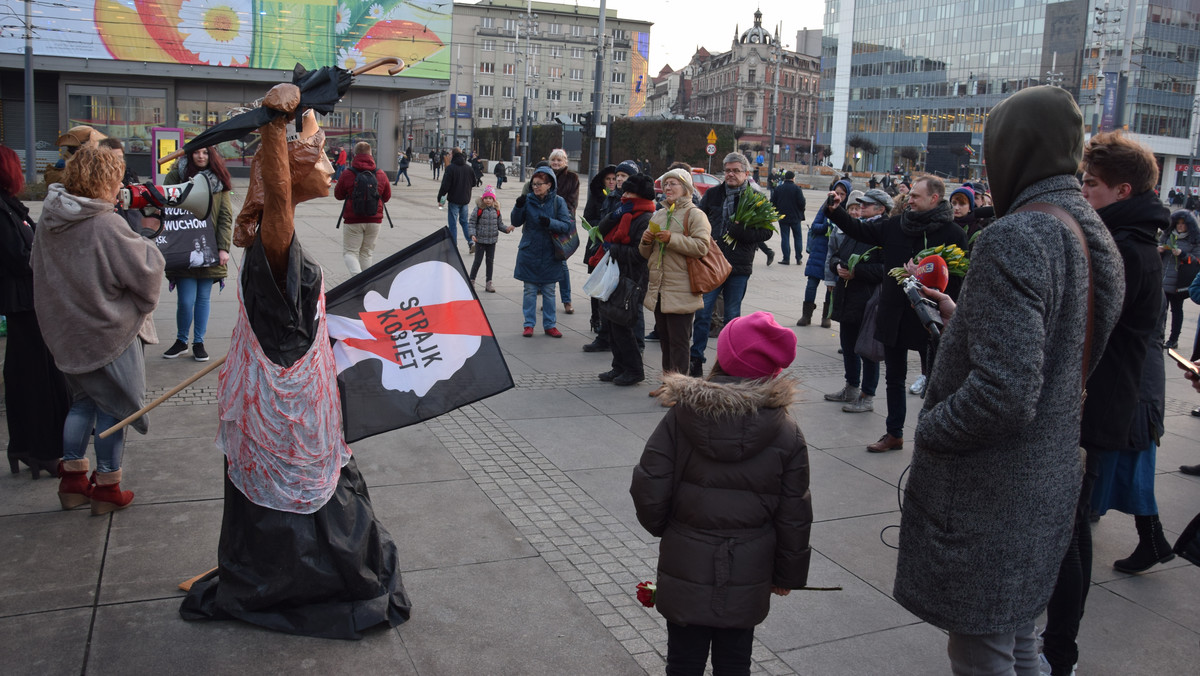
[820,0,1200,190]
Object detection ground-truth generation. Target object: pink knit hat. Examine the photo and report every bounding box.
[717,312,796,379]
[482,185,496,200]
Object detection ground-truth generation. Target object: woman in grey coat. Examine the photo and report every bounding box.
[893,86,1124,671]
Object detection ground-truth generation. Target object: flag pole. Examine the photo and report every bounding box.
[98,355,227,439]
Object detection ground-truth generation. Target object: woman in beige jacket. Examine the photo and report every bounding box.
[640,168,710,394]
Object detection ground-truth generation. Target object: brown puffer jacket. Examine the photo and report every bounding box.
[630,373,811,629]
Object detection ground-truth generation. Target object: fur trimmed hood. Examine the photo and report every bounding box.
[659,373,798,463]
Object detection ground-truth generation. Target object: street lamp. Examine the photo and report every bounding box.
[1,2,35,185]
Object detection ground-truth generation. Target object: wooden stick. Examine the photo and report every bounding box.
[99,355,227,439]
[157,148,185,166]
[178,567,218,592]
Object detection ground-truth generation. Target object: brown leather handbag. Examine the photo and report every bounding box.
[682,211,731,294]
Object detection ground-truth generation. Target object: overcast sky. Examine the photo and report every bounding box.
[589,1,826,74]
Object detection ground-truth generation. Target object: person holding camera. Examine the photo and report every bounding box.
[161,145,233,362]
[824,175,966,452]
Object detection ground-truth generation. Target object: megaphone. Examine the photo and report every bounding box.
[118,178,213,221]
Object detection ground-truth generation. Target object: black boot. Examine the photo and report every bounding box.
[1114,514,1176,573]
[689,359,704,378]
[796,301,816,327]
[582,338,610,353]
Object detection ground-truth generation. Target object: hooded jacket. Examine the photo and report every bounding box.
[630,373,811,629]
[334,153,391,225]
[32,184,165,373]
[468,197,506,245]
[511,166,573,284]
[1162,209,1200,292]
[805,180,849,279]
[894,85,1124,636]
[827,197,967,349]
[583,165,619,225]
[437,152,475,205]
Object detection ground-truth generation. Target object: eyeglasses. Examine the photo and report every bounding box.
[723,168,745,175]
[531,181,550,187]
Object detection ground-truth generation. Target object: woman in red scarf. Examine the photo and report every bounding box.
[589,174,657,385]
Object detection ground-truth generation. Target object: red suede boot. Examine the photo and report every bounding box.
[91,469,134,516]
[58,459,92,510]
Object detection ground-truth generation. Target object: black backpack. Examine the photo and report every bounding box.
[350,168,380,216]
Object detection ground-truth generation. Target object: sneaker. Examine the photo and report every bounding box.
[544,327,563,338]
[645,330,660,342]
[523,327,534,337]
[824,385,860,402]
[842,394,873,413]
[163,340,188,359]
[909,375,928,396]
[1165,338,1179,349]
[1037,653,1076,676]
[780,259,790,265]
[485,281,496,293]
[192,343,209,362]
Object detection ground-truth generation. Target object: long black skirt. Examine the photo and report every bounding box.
[179,457,411,639]
[4,310,69,465]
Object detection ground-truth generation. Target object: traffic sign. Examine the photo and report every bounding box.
[407,133,414,141]
[706,144,717,156]
[706,129,717,144]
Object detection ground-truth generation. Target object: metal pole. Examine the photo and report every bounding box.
[510,53,520,162]
[588,0,607,177]
[23,0,35,186]
[519,1,536,182]
[453,45,461,149]
[767,24,781,188]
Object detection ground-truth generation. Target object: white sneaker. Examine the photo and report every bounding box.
[1038,653,1076,676]
[909,374,927,396]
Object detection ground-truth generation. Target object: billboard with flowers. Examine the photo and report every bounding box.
[5,0,450,79]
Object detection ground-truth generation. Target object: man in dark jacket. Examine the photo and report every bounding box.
[826,175,966,452]
[334,141,392,274]
[770,171,806,265]
[689,152,774,376]
[892,85,1123,676]
[437,149,477,250]
[824,189,890,413]
[1040,131,1166,676]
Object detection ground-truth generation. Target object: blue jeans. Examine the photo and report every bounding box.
[803,275,822,304]
[779,220,804,264]
[446,202,471,244]
[690,273,750,363]
[63,396,125,473]
[175,277,214,344]
[522,281,558,329]
[559,260,572,305]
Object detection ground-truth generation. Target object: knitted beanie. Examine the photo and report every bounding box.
[615,160,640,178]
[482,185,496,200]
[657,168,694,196]
[717,312,797,380]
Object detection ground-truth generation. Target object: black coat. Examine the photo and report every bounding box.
[770,180,806,226]
[0,194,35,314]
[631,374,811,629]
[827,227,884,324]
[1080,190,1166,452]
[829,201,967,349]
[437,155,475,205]
[699,182,774,276]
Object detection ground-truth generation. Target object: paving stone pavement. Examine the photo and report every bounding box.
[2,170,1197,675]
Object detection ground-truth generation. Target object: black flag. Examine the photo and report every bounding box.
[325,228,514,442]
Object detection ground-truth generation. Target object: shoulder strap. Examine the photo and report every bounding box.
[1014,202,1093,400]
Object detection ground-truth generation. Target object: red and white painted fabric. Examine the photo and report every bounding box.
[217,284,351,514]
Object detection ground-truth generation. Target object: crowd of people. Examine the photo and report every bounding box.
[5,82,1200,673]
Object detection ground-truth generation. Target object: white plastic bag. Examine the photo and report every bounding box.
[583,250,620,301]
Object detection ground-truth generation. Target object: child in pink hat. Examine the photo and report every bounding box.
[468,185,511,292]
[631,311,810,674]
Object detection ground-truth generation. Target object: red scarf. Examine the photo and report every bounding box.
[589,197,657,267]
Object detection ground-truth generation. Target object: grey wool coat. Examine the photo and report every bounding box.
[894,174,1123,635]
[630,373,811,629]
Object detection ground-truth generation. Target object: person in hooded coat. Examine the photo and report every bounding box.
[798,178,846,327]
[631,312,810,675]
[824,175,967,453]
[893,86,1123,674]
[1160,209,1200,349]
[512,166,573,337]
